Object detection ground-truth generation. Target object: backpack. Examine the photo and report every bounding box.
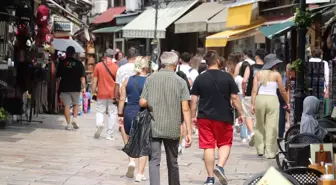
[176,66,191,92]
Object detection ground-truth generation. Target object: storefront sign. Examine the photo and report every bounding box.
[307,0,330,4]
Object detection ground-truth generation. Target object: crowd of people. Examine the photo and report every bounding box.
[57,45,329,185]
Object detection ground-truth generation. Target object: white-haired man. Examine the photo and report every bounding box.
[139,51,193,185]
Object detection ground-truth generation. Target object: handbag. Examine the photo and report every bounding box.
[315,144,332,164]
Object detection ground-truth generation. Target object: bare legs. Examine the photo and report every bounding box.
[204,145,231,177]
[245,117,254,135]
[64,105,71,124]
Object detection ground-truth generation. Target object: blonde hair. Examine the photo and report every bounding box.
[134,56,149,73]
[190,56,202,70]
[259,70,272,86]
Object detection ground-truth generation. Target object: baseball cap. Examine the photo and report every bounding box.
[104,49,115,58]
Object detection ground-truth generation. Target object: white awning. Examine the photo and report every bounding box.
[207,8,228,33]
[174,2,226,33]
[122,0,198,39]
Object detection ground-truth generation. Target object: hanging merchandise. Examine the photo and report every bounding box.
[35,5,50,46]
[15,0,32,23]
[87,41,95,54]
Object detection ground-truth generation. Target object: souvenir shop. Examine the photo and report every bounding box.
[0,0,91,127]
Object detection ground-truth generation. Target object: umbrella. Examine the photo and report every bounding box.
[51,38,85,53]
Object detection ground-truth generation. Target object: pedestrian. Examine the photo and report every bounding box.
[177,52,199,86]
[198,60,207,74]
[139,51,193,185]
[234,50,255,77]
[56,46,86,130]
[115,47,139,174]
[117,56,149,181]
[235,61,251,143]
[251,54,289,159]
[190,50,244,185]
[241,49,266,146]
[91,49,119,140]
[300,96,328,140]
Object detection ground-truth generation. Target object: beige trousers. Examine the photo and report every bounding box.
[255,95,279,158]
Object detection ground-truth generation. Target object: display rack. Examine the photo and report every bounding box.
[306,62,325,117]
[330,60,336,112]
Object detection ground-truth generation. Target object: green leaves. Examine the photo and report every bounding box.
[294,8,312,28]
[0,107,9,121]
[288,59,302,72]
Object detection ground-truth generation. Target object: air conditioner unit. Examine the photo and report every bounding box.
[126,0,141,12]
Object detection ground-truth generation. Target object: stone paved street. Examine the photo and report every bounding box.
[0,109,276,185]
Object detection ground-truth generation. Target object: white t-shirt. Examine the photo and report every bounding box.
[116,63,136,102]
[116,63,135,86]
[177,63,199,84]
[234,75,243,95]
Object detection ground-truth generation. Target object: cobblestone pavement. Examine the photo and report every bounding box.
[0,110,276,185]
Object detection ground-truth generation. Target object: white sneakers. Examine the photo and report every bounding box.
[72,118,79,129]
[65,124,73,130]
[126,162,147,182]
[126,162,136,178]
[94,125,104,139]
[65,117,79,130]
[105,135,116,140]
[135,174,147,182]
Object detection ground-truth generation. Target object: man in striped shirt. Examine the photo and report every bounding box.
[139,51,193,185]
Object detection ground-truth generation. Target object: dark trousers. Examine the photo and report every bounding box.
[149,138,180,185]
[277,89,286,138]
[278,103,286,138]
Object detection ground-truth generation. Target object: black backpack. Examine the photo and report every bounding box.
[176,66,191,92]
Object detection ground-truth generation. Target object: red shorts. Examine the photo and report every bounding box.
[198,118,233,149]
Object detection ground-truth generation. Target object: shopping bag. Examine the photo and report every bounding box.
[315,144,333,164]
[122,108,153,158]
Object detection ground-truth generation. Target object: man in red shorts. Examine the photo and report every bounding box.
[191,50,243,185]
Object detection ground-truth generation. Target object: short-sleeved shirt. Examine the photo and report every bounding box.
[140,68,190,139]
[176,63,199,84]
[191,70,239,124]
[116,63,135,86]
[56,57,85,93]
[93,60,119,99]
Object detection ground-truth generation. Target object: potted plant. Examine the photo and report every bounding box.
[0,107,9,129]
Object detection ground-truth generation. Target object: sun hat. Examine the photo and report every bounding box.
[262,54,283,70]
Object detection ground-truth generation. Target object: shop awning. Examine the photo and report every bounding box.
[92,7,126,24]
[93,26,123,33]
[122,0,198,39]
[205,22,264,47]
[174,2,226,33]
[226,0,262,28]
[207,8,228,32]
[259,21,295,39]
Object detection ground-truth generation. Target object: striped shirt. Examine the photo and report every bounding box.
[140,68,190,139]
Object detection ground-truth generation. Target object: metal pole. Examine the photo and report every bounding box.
[151,0,159,68]
[294,0,307,124]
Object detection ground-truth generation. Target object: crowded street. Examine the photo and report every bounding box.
[0,111,274,185]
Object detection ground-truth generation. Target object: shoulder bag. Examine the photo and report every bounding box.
[102,61,115,81]
[205,71,234,117]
